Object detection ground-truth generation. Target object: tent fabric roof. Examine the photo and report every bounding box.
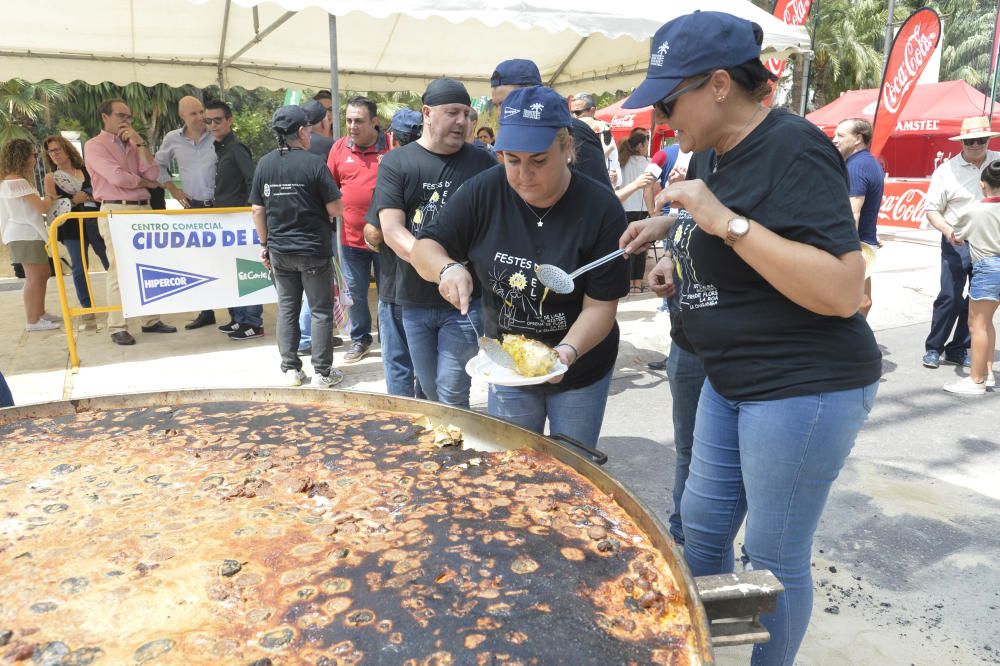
[807,80,999,138]
[0,0,810,95]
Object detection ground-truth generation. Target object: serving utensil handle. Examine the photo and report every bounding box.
[549,433,608,466]
[567,248,626,280]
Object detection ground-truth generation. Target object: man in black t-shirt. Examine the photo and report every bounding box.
[488,59,611,189]
[250,105,344,388]
[371,78,496,407]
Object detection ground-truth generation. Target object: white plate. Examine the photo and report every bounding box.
[465,350,568,386]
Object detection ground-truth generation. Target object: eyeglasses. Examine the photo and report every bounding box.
[653,74,712,120]
[111,112,133,121]
[204,117,226,125]
[46,147,64,154]
[571,110,586,117]
[962,137,990,146]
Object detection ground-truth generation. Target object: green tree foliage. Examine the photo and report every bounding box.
[0,79,68,143]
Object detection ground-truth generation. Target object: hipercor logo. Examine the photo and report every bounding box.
[136,264,216,305]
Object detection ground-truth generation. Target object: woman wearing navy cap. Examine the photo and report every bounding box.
[411,86,628,447]
[620,11,881,666]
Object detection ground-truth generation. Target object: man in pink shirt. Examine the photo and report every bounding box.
[84,98,173,345]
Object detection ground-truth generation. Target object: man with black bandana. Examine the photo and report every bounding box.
[250,105,344,388]
[371,78,496,407]
[489,59,611,190]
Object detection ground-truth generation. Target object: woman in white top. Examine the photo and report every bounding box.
[0,139,59,331]
[616,129,658,293]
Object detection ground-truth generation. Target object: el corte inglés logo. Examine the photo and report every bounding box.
[236,258,272,297]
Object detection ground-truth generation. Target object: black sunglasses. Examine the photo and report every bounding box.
[653,74,712,120]
[963,137,990,146]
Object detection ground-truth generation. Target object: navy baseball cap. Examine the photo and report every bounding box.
[494,86,572,153]
[623,11,766,109]
[390,108,423,135]
[490,59,543,88]
[301,100,327,125]
[272,105,308,135]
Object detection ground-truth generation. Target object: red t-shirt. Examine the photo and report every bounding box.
[327,132,391,248]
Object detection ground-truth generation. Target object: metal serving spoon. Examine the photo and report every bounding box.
[535,248,626,294]
[466,313,514,369]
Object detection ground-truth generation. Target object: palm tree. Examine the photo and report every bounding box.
[0,79,68,143]
[807,0,887,109]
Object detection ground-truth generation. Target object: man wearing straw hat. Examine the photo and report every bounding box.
[922,116,1000,369]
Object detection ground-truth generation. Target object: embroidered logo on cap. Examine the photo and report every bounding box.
[503,106,522,119]
[524,103,545,120]
[650,41,670,67]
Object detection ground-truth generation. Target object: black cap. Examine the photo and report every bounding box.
[301,100,327,125]
[272,105,308,135]
[422,78,471,107]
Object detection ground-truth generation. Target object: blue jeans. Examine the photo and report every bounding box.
[378,301,423,399]
[0,370,13,407]
[970,255,1000,301]
[340,245,380,345]
[488,367,613,447]
[681,380,877,666]
[401,302,480,408]
[299,296,312,351]
[61,222,109,308]
[666,343,705,545]
[229,305,263,327]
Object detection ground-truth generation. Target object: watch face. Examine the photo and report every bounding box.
[729,217,750,235]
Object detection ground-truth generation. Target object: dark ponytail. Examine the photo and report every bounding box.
[983,160,1000,191]
[617,128,649,168]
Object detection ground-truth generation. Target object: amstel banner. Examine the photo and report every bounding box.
[107,211,277,318]
[870,8,941,159]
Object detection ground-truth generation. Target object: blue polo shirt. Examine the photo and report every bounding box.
[845,148,884,245]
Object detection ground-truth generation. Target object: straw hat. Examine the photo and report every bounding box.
[950,116,1000,141]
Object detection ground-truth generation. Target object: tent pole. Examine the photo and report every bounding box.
[223,11,296,68]
[329,13,343,270]
[217,0,232,99]
[883,0,896,69]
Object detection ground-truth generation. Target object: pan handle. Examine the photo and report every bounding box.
[549,433,608,466]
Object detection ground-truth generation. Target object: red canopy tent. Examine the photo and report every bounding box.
[806,80,1000,178]
[594,98,674,153]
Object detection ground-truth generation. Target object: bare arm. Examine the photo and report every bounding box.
[412,238,474,314]
[326,199,343,220]
[643,179,659,215]
[43,174,57,202]
[926,210,960,244]
[547,296,619,383]
[379,208,416,262]
[849,196,863,226]
[251,204,267,246]
[23,191,48,215]
[615,172,656,204]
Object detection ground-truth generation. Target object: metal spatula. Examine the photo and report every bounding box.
[466,313,514,369]
[536,248,626,294]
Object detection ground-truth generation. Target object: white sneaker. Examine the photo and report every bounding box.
[284,369,308,387]
[25,318,60,332]
[943,377,986,396]
[40,312,62,322]
[986,374,997,389]
[311,368,344,388]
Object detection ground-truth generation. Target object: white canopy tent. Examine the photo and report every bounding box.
[1,0,809,97]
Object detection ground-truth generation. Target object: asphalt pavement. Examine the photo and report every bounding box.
[1,228,998,665]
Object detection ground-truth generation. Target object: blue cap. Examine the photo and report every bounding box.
[623,11,764,109]
[390,108,423,136]
[272,105,308,135]
[494,86,571,153]
[490,59,543,88]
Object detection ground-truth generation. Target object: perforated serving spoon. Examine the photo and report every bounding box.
[466,313,514,369]
[535,248,626,294]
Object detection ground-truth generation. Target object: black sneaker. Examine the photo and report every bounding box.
[343,340,370,364]
[218,320,239,334]
[228,324,264,341]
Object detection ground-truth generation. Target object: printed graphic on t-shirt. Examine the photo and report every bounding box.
[489,251,567,334]
[673,211,719,310]
[411,181,451,230]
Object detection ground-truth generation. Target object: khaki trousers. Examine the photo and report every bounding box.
[98,203,160,330]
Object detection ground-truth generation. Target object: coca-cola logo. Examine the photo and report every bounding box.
[610,114,636,128]
[782,0,812,25]
[883,23,938,114]
[879,188,925,223]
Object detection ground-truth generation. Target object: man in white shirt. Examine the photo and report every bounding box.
[922,116,1000,369]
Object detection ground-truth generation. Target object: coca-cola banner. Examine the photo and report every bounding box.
[762,0,813,106]
[870,8,942,159]
[878,179,930,229]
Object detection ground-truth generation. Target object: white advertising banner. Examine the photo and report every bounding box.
[108,211,276,318]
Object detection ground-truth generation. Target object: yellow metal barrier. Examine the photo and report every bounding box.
[48,207,251,371]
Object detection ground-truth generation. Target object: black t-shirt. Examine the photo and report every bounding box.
[669,109,881,400]
[371,141,497,308]
[249,148,342,256]
[571,118,613,190]
[420,167,628,389]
